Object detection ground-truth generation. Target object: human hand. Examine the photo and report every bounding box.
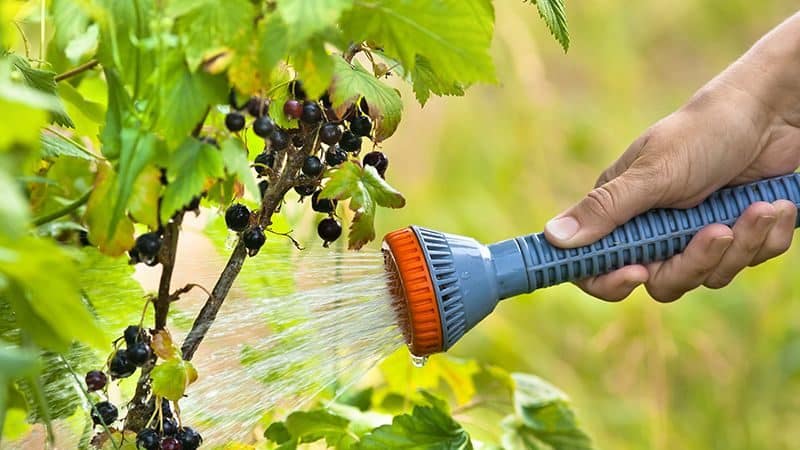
[544,15,800,302]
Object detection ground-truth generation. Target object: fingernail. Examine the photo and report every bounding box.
[546,216,580,241]
[710,236,734,252]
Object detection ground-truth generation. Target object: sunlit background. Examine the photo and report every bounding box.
[368,1,800,449]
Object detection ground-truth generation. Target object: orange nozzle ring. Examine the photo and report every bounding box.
[383,227,443,355]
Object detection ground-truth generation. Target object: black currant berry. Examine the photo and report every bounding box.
[85,370,107,392]
[162,417,179,436]
[320,92,332,108]
[292,134,305,148]
[283,99,303,119]
[325,147,348,166]
[294,184,316,197]
[225,112,245,132]
[247,97,267,117]
[360,98,370,115]
[126,342,152,367]
[161,398,174,419]
[363,151,388,177]
[301,101,323,124]
[135,232,162,259]
[161,437,182,450]
[91,401,118,426]
[318,217,342,244]
[302,156,324,177]
[109,349,136,379]
[136,429,160,450]
[350,115,372,137]
[340,131,362,153]
[254,152,275,176]
[311,191,337,214]
[177,427,203,450]
[243,226,266,256]
[259,180,269,197]
[288,80,307,99]
[319,123,343,145]
[253,116,275,138]
[225,204,251,232]
[128,248,141,265]
[124,325,143,347]
[269,129,290,150]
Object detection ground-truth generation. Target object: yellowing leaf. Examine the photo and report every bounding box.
[84,163,135,257]
[128,166,162,229]
[151,358,198,401]
[151,329,181,361]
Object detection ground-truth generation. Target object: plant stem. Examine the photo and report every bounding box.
[32,189,91,226]
[155,214,183,329]
[54,59,100,82]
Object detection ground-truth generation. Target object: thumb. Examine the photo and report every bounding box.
[545,170,661,248]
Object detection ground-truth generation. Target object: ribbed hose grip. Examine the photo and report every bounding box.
[514,173,800,291]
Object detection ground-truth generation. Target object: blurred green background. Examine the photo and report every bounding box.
[369,1,800,449]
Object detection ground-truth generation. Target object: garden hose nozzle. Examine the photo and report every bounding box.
[382,173,800,356]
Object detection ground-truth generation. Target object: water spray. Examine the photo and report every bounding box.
[383,173,800,356]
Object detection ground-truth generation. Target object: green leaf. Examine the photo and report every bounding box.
[0,346,39,380]
[150,358,198,401]
[330,59,402,141]
[40,131,97,160]
[411,55,465,106]
[57,82,105,123]
[109,129,158,234]
[85,163,136,257]
[358,392,473,450]
[289,38,334,100]
[0,168,29,238]
[93,0,155,88]
[221,138,260,203]
[511,373,593,450]
[9,55,74,127]
[340,0,495,100]
[256,14,289,82]
[161,138,225,223]
[267,66,297,130]
[285,410,357,448]
[276,0,354,44]
[128,166,162,229]
[265,422,292,444]
[525,0,570,52]
[100,68,133,159]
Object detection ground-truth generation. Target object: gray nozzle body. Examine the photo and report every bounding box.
[412,173,800,351]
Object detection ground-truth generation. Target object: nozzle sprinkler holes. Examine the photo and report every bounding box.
[410,353,429,368]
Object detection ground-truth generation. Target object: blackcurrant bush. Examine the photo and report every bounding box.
[85,370,107,392]
[288,80,307,99]
[283,99,303,119]
[243,226,266,256]
[311,191,337,214]
[247,97,267,117]
[177,427,203,450]
[91,401,118,426]
[161,437,182,450]
[292,134,305,148]
[136,429,160,450]
[318,217,342,244]
[350,115,372,137]
[363,151,388,177]
[225,204,251,232]
[109,349,136,379]
[325,147,348,166]
[301,101,323,124]
[225,112,245,132]
[253,116,275,138]
[254,152,275,176]
[319,123,343,145]
[135,232,162,259]
[126,341,152,367]
[124,325,143,347]
[320,92,332,108]
[302,156,324,177]
[269,129,290,150]
[340,131,362,153]
[259,180,269,197]
[162,417,179,436]
[294,184,316,197]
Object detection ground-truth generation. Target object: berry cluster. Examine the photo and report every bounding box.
[225,203,265,257]
[84,325,203,449]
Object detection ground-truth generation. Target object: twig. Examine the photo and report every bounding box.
[54,59,100,82]
[154,214,183,330]
[32,189,91,226]
[60,355,122,450]
[267,228,304,250]
[168,283,212,302]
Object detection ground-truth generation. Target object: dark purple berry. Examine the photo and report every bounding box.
[161,398,173,418]
[350,115,372,137]
[288,80,307,99]
[302,156,324,177]
[269,129,290,150]
[136,429,160,450]
[283,99,302,119]
[85,370,107,392]
[318,217,342,244]
[363,151,388,177]
[243,226,266,256]
[259,180,269,197]
[124,325,142,347]
[294,184,316,197]
[247,97,267,117]
[162,417,179,436]
[292,134,305,148]
[177,427,203,450]
[135,232,162,259]
[325,147,348,166]
[311,191,337,214]
[225,204,251,232]
[225,112,245,132]
[126,341,152,367]
[109,349,136,379]
[340,131,362,153]
[254,152,275,176]
[301,101,323,124]
[253,116,275,138]
[91,401,118,426]
[161,437,182,450]
[320,123,342,145]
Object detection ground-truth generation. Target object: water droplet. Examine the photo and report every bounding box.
[225,232,238,250]
[410,353,428,368]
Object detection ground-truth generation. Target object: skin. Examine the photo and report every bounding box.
[544,12,800,303]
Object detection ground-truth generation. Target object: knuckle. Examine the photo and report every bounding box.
[645,284,681,303]
[704,273,733,289]
[584,186,620,225]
